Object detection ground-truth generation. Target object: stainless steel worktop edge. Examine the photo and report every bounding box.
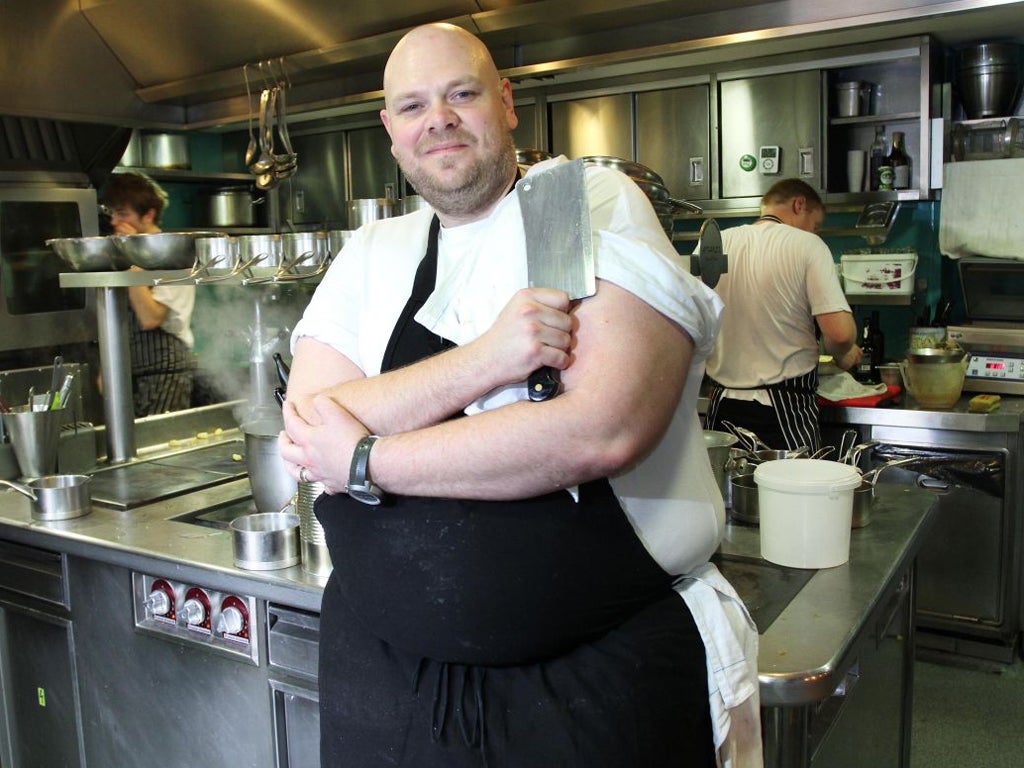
[719,484,935,706]
[0,479,326,613]
[701,393,1024,433]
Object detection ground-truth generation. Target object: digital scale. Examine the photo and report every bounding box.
[946,257,1024,396]
[947,324,1024,395]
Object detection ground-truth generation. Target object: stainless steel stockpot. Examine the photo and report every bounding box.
[346,198,396,229]
[205,187,255,227]
[236,233,282,268]
[194,235,238,272]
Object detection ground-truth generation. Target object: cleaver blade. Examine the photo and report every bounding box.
[516,158,596,401]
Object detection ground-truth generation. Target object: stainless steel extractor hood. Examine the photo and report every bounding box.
[0,116,130,187]
[3,0,1024,130]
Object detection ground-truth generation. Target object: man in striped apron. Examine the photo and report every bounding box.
[704,179,862,451]
[101,172,196,416]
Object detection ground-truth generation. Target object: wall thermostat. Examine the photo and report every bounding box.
[759,145,781,174]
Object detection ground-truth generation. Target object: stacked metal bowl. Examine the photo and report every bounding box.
[46,236,130,272]
[112,231,225,270]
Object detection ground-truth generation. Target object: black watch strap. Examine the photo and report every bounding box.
[348,435,384,505]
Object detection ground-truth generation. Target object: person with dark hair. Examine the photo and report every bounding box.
[703,178,861,450]
[101,172,195,416]
[277,21,761,768]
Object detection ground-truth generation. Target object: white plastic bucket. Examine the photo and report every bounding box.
[754,459,862,568]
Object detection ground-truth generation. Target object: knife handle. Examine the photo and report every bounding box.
[528,367,560,401]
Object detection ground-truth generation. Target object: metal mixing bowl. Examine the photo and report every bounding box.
[46,236,128,272]
[112,231,222,270]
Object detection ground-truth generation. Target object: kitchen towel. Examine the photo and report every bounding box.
[817,371,888,401]
[939,158,1024,259]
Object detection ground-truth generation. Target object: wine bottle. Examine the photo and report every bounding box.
[856,316,877,383]
[869,310,885,372]
[888,130,911,189]
[868,126,888,191]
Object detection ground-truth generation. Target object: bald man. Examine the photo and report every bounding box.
[281,23,731,767]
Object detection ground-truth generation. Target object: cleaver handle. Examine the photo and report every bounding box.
[527,367,560,401]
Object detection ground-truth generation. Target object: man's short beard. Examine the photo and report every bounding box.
[402,134,517,218]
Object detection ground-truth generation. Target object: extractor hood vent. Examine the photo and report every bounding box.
[0,117,131,188]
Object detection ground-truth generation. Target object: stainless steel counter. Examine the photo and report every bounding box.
[0,470,934,699]
[702,392,1024,434]
[719,484,933,706]
[822,393,1024,434]
[0,476,325,613]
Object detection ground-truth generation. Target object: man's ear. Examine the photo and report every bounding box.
[791,196,806,215]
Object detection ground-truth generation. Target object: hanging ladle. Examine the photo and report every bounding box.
[243,64,258,168]
[250,86,276,176]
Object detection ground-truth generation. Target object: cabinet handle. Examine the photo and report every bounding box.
[798,147,815,176]
[689,157,705,185]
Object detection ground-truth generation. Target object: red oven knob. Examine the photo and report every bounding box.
[217,595,250,639]
[181,587,211,630]
[145,589,171,617]
[145,579,176,621]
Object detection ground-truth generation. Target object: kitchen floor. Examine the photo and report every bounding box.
[911,656,1024,767]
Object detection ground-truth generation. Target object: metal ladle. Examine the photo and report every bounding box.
[243,64,258,168]
[249,87,276,176]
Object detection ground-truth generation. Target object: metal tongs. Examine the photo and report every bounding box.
[860,457,919,486]
[721,421,771,452]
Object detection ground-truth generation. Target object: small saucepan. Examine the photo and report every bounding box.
[729,471,760,525]
[0,474,92,521]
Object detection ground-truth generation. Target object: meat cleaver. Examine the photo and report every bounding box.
[516,158,596,401]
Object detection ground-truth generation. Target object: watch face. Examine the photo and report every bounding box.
[348,485,382,506]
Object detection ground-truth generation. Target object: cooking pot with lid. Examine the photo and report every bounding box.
[204,187,256,227]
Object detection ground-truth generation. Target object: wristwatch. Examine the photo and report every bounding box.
[347,435,384,505]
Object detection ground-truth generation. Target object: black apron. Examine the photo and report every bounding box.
[316,215,714,767]
[705,368,821,451]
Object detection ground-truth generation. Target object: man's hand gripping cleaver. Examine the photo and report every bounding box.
[516,158,596,401]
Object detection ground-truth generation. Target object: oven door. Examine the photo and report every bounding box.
[0,187,100,352]
[869,443,1016,660]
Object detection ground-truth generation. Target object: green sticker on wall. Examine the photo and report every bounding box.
[37,687,46,707]
[739,154,757,172]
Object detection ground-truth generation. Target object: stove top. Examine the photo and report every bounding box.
[169,497,258,530]
[90,440,248,509]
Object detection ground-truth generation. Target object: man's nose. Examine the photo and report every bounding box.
[425,100,459,130]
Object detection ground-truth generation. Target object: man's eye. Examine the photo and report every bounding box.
[398,103,423,114]
[451,90,477,102]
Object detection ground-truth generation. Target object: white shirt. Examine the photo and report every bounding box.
[294,156,725,575]
[705,221,849,393]
[151,284,195,348]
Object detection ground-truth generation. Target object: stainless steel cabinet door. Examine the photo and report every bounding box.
[636,85,711,201]
[348,125,400,200]
[719,70,822,198]
[285,131,348,226]
[549,93,633,160]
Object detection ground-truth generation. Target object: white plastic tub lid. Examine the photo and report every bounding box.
[753,459,861,493]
